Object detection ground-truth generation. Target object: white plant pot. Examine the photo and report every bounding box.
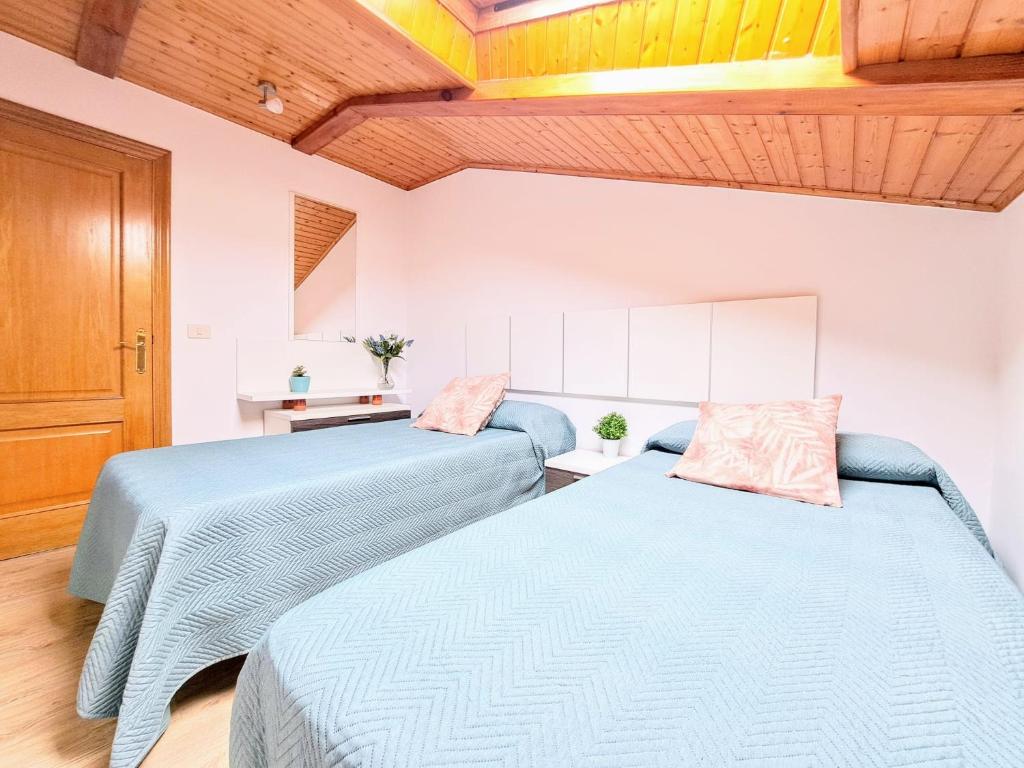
[602,439,621,458]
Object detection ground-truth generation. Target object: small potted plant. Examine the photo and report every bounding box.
[289,364,310,393]
[355,333,414,390]
[593,412,627,458]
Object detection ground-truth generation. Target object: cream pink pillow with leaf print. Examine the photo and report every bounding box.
[413,374,509,436]
[668,394,843,507]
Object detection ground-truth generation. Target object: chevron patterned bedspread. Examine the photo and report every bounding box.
[69,400,574,768]
[231,443,1024,768]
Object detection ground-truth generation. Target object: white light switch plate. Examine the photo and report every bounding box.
[187,324,212,339]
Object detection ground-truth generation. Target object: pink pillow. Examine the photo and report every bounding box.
[413,374,509,436]
[668,395,843,507]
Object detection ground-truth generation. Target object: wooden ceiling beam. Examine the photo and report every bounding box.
[291,54,1024,152]
[75,0,142,78]
[293,89,463,153]
[380,55,1024,117]
[293,104,368,154]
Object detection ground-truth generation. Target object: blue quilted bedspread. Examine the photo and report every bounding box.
[69,400,574,768]
[231,433,1023,767]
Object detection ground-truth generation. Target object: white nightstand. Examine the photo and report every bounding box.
[543,449,631,492]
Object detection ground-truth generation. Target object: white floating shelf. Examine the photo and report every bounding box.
[237,388,411,403]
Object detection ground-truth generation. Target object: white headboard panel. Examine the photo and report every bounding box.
[510,312,563,392]
[465,295,817,404]
[466,315,510,377]
[710,296,818,402]
[629,303,712,402]
[236,338,379,394]
[564,308,629,397]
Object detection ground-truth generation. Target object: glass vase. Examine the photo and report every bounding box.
[378,358,395,390]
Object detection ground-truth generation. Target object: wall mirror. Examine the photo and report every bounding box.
[292,195,356,341]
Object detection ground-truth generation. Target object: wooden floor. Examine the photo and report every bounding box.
[0,547,241,767]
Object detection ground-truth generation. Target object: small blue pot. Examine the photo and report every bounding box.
[289,376,310,393]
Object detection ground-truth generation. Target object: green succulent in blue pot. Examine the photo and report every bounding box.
[289,364,310,393]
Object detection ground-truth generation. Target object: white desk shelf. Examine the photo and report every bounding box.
[237,388,410,403]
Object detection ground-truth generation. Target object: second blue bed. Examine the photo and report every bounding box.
[230,425,1023,767]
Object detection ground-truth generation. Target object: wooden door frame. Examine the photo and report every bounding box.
[0,98,172,446]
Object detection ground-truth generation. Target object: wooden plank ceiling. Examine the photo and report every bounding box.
[0,0,474,140]
[322,112,1024,209]
[476,0,841,79]
[2,0,1023,210]
[858,0,1024,64]
[294,197,357,288]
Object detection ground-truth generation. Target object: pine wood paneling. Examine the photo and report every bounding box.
[475,0,839,78]
[0,0,475,144]
[943,115,1024,201]
[366,0,477,79]
[0,0,85,58]
[819,114,855,190]
[774,0,829,57]
[816,0,842,58]
[963,0,1024,57]
[911,115,988,198]
[853,115,896,193]
[978,139,1024,206]
[757,115,803,186]
[639,0,677,66]
[293,197,357,288]
[901,0,976,60]
[727,115,779,183]
[589,3,618,71]
[701,115,756,181]
[881,115,940,195]
[734,0,785,62]
[318,116,467,188]
[858,0,1024,64]
[319,111,1024,209]
[787,115,827,187]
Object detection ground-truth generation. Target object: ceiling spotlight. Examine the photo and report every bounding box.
[258,80,284,115]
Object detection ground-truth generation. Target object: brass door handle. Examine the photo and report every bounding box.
[118,329,147,374]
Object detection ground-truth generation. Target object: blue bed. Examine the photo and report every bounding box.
[69,400,574,768]
[230,424,1023,767]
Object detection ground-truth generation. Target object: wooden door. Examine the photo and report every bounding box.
[0,100,170,560]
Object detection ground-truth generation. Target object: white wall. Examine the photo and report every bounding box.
[0,32,411,444]
[990,198,1024,583]
[294,228,357,340]
[407,169,1005,522]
